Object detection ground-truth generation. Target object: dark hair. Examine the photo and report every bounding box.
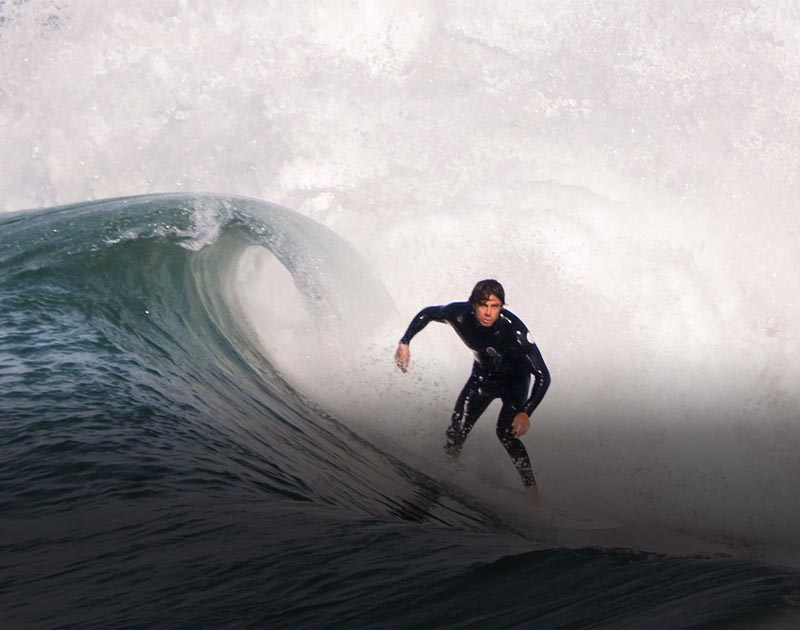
[469,279,505,306]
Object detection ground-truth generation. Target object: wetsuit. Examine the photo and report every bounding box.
[399,301,550,487]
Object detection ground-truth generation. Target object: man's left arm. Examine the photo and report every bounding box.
[523,342,550,416]
[511,328,551,438]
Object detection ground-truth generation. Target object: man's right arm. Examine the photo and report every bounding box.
[399,304,452,346]
[395,303,458,373]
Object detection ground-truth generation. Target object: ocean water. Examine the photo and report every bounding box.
[3,2,800,629]
[2,195,799,630]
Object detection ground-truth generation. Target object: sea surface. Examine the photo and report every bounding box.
[1,195,798,629]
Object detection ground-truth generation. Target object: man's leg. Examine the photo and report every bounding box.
[446,375,493,459]
[496,375,537,488]
[495,418,537,487]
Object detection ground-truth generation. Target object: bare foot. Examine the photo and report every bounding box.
[526,484,542,507]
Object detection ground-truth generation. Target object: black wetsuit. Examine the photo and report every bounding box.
[399,302,550,487]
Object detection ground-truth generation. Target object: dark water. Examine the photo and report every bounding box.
[1,195,798,629]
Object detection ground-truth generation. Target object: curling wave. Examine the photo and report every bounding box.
[1,194,799,629]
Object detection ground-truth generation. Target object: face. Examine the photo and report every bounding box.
[474,294,503,327]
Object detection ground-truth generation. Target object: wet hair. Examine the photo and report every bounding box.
[468,279,505,306]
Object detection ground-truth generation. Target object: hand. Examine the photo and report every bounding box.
[511,412,530,438]
[394,343,410,373]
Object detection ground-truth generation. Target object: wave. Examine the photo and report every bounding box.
[0,193,522,528]
[2,194,799,629]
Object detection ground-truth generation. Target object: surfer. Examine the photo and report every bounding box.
[394,279,550,505]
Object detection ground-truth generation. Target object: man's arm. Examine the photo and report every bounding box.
[523,342,550,416]
[399,304,452,346]
[510,343,550,438]
[502,310,551,437]
[503,311,552,417]
[395,304,457,372]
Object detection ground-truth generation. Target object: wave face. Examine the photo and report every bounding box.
[1,195,799,629]
[0,194,407,515]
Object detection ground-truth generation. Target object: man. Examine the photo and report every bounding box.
[394,279,550,505]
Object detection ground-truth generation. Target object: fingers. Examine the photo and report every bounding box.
[512,414,530,438]
[394,344,410,373]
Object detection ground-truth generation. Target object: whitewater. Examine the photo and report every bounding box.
[2,2,800,628]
